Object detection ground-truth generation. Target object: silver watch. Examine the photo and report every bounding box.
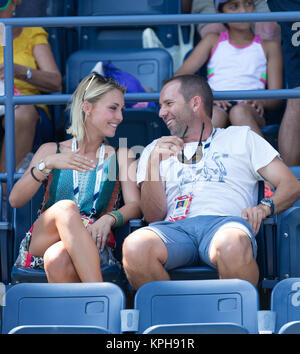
[37,160,51,176]
[26,67,32,81]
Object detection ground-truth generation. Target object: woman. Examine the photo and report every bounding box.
[9,72,141,283]
[0,0,62,173]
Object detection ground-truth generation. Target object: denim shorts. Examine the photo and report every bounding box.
[145,215,257,270]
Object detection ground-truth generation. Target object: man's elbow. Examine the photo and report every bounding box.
[141,204,167,224]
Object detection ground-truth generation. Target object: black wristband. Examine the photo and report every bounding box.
[30,166,44,183]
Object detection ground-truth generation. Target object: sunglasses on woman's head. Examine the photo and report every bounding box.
[82,72,109,102]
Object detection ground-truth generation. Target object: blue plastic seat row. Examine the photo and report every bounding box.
[3,277,300,334]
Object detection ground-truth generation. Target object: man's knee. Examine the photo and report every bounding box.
[210,229,254,268]
[123,229,167,269]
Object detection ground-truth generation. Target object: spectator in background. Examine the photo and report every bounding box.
[192,0,281,42]
[267,0,300,166]
[176,0,283,137]
[0,0,62,176]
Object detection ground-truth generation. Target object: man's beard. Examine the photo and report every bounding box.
[169,120,188,138]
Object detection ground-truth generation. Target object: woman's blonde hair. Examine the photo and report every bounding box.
[66,73,126,142]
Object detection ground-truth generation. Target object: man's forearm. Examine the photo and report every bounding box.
[140,153,167,223]
[141,180,167,223]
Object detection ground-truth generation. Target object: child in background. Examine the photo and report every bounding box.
[176,0,283,137]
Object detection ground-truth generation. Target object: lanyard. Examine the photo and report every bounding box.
[178,127,216,194]
[72,137,105,218]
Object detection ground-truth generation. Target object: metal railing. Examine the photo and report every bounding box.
[1,11,300,215]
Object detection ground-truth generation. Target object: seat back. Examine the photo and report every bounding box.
[290,166,300,207]
[64,48,172,144]
[77,0,181,50]
[78,0,181,16]
[134,279,259,334]
[65,48,173,94]
[107,108,169,151]
[271,278,300,333]
[2,282,125,334]
[278,321,300,334]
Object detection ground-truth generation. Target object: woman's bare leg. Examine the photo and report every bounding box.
[44,241,81,283]
[29,199,103,282]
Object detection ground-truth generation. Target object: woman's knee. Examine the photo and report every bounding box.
[53,200,79,219]
[44,243,76,281]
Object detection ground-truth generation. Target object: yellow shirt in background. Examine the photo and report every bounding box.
[0,27,49,115]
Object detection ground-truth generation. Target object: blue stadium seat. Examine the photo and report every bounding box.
[290,166,300,207]
[108,108,169,150]
[269,278,300,333]
[2,282,125,334]
[9,325,109,334]
[77,0,181,50]
[268,167,300,282]
[278,321,300,334]
[132,279,259,334]
[275,206,300,281]
[66,48,173,94]
[64,48,172,144]
[143,323,248,334]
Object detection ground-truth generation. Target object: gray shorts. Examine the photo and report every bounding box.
[192,0,270,32]
[145,215,257,271]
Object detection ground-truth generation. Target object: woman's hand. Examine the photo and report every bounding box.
[45,150,96,172]
[87,214,115,251]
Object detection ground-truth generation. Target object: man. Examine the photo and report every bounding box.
[122,75,300,290]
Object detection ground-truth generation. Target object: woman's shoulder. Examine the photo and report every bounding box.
[38,139,72,155]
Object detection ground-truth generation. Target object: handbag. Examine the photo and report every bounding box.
[142,24,195,72]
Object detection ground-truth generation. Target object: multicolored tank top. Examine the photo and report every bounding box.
[207,31,267,93]
[41,142,120,218]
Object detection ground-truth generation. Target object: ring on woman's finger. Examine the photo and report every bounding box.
[96,234,101,239]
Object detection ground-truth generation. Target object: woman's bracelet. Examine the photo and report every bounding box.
[106,210,125,229]
[30,166,47,183]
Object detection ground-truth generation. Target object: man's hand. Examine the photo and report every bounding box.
[241,204,270,235]
[151,136,184,162]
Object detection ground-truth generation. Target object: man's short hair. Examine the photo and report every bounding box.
[163,75,213,118]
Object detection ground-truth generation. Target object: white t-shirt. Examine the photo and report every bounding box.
[137,126,279,221]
